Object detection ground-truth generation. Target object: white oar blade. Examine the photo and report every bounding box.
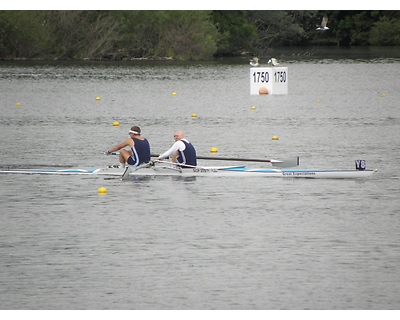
[270,157,300,168]
[121,166,131,180]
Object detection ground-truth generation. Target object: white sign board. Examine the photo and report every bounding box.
[250,67,288,95]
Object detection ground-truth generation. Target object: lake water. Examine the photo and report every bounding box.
[1,50,400,310]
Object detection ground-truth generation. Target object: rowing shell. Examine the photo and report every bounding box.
[0,164,377,179]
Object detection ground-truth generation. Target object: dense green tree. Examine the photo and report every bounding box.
[1,10,399,60]
[370,16,400,45]
[157,10,218,60]
[117,10,218,60]
[333,11,377,45]
[46,11,120,59]
[0,11,54,58]
[245,11,309,52]
[212,10,258,56]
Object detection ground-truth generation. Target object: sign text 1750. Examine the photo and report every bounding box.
[274,71,287,83]
[252,71,269,83]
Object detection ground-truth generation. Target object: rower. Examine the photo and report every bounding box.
[158,130,197,168]
[106,125,151,168]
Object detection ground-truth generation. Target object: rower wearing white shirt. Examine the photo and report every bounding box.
[158,130,197,168]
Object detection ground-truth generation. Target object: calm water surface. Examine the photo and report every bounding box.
[0,54,399,309]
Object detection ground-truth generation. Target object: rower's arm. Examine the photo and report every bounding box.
[158,141,184,159]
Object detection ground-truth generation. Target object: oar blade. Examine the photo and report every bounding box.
[270,157,300,168]
[121,166,131,180]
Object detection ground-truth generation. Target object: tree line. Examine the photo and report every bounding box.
[0,10,399,61]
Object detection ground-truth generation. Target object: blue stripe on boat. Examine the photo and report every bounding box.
[217,166,247,171]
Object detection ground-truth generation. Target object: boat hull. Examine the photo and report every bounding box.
[0,165,376,179]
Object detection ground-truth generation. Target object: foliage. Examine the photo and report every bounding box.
[45,11,120,59]
[333,11,377,45]
[0,11,55,58]
[0,10,400,60]
[212,10,257,56]
[118,11,218,60]
[370,16,400,45]
[245,11,309,51]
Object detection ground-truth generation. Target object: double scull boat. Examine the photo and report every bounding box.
[0,159,376,179]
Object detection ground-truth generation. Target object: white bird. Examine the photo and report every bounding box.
[267,58,279,66]
[316,15,329,31]
[249,57,259,67]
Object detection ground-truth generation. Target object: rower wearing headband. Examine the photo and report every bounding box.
[158,130,197,168]
[106,125,151,167]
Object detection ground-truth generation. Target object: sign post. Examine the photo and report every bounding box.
[250,67,288,95]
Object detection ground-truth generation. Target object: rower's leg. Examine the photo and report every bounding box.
[119,149,132,167]
[118,152,126,167]
[171,150,179,163]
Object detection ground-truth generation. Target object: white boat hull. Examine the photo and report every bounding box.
[0,164,376,179]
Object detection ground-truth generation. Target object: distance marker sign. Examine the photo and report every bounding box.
[250,67,288,95]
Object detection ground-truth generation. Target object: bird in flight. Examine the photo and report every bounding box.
[316,15,329,31]
[249,57,259,67]
[267,58,279,66]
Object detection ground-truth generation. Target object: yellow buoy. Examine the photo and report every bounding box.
[16,102,21,106]
[250,106,256,110]
[172,92,177,96]
[381,93,386,97]
[210,147,218,153]
[272,135,279,140]
[113,121,120,127]
[96,96,101,101]
[316,100,321,103]
[191,113,197,118]
[98,187,107,194]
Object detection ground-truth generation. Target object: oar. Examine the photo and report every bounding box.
[104,152,299,168]
[2,163,75,169]
[104,151,120,156]
[121,166,130,180]
[151,154,300,168]
[153,159,232,171]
